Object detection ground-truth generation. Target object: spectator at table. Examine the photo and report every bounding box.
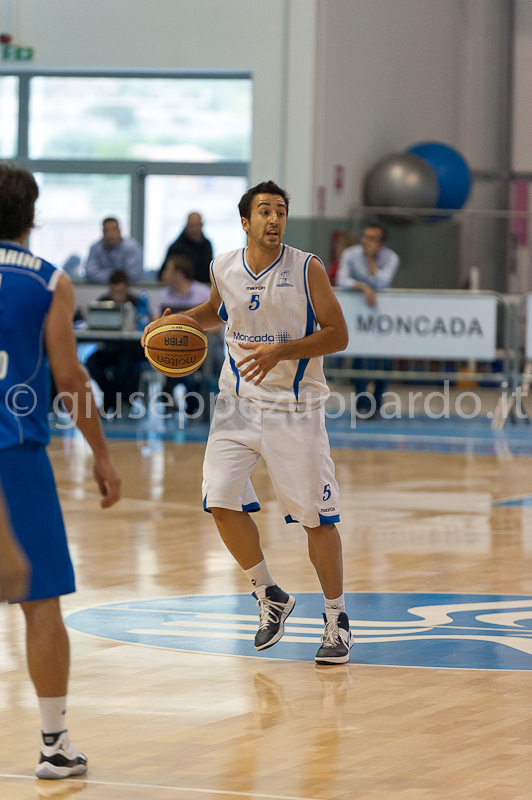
[86,270,148,415]
[85,218,143,284]
[336,224,399,418]
[160,212,213,284]
[154,254,211,318]
[154,255,211,416]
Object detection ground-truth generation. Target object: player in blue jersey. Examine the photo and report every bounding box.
[0,164,121,779]
[143,181,354,664]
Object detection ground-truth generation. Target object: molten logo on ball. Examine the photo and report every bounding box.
[144,318,208,377]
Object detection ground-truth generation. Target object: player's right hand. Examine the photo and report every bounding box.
[141,308,172,348]
[93,455,122,509]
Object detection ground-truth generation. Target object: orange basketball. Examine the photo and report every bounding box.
[144,314,208,378]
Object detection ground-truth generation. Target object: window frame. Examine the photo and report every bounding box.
[0,66,250,252]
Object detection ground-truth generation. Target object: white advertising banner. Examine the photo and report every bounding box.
[526,295,532,360]
[336,292,497,359]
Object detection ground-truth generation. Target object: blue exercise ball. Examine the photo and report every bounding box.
[407,141,471,210]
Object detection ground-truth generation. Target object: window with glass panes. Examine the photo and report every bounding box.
[0,70,250,274]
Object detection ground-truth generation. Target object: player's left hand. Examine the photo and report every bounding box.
[236,343,282,385]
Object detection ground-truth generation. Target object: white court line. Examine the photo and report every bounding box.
[0,774,327,800]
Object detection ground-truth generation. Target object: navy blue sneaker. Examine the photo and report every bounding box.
[252,584,295,650]
[315,612,354,664]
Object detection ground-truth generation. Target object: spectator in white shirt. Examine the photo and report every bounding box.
[336,224,399,306]
[336,224,399,417]
[85,218,143,284]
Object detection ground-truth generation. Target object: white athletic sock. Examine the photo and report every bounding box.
[324,594,345,622]
[244,560,274,599]
[39,696,67,734]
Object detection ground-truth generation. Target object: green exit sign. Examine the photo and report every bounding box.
[2,45,33,61]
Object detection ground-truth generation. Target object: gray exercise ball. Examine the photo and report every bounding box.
[363,153,440,218]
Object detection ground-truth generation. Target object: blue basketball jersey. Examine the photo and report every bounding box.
[0,242,60,450]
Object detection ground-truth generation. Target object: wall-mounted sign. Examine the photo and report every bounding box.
[336,291,497,360]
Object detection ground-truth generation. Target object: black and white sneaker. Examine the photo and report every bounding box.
[35,731,87,780]
[315,612,354,665]
[252,584,295,650]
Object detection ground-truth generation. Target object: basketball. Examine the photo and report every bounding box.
[143,314,208,377]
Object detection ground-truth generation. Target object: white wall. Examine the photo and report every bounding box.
[313,0,464,219]
[1,0,289,189]
[1,0,514,240]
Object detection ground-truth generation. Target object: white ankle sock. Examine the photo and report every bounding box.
[39,696,67,734]
[324,594,345,622]
[243,560,274,599]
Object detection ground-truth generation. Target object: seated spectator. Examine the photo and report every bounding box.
[85,218,143,284]
[86,270,148,414]
[337,224,399,417]
[155,255,211,417]
[160,212,212,284]
[154,254,211,317]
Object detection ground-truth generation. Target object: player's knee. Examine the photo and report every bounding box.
[20,596,61,622]
[210,506,246,525]
[304,522,337,538]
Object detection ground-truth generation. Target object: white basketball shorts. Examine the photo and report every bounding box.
[202,393,340,528]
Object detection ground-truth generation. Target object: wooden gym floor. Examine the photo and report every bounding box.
[2,432,532,800]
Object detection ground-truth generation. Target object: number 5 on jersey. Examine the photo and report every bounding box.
[248,294,260,311]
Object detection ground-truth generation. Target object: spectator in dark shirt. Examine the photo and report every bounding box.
[86,270,147,414]
[160,212,213,284]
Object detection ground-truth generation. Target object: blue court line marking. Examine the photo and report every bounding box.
[0,775,324,800]
[493,494,532,507]
[50,415,532,456]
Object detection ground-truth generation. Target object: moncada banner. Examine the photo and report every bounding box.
[336,291,497,360]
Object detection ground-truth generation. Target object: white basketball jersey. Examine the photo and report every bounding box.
[211,244,330,410]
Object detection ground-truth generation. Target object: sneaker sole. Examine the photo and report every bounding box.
[35,762,87,780]
[315,633,354,665]
[255,596,296,651]
[315,653,351,665]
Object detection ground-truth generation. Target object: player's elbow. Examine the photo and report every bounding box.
[335,325,349,353]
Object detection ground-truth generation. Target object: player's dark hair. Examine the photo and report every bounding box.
[238,181,290,221]
[103,217,119,227]
[0,163,39,240]
[363,221,386,242]
[164,254,195,281]
[109,269,129,285]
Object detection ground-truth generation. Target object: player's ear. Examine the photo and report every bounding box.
[241,216,250,233]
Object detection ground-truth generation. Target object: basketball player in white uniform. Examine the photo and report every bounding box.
[143,180,353,663]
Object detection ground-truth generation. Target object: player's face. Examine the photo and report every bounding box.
[242,194,287,251]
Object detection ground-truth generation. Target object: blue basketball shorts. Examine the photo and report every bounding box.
[0,443,75,602]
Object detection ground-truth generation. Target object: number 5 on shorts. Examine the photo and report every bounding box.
[322,484,331,502]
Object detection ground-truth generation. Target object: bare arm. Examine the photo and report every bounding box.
[237,258,349,384]
[0,483,30,602]
[141,283,224,346]
[45,273,121,508]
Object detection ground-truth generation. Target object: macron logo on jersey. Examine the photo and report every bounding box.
[246,285,265,291]
[0,248,42,271]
